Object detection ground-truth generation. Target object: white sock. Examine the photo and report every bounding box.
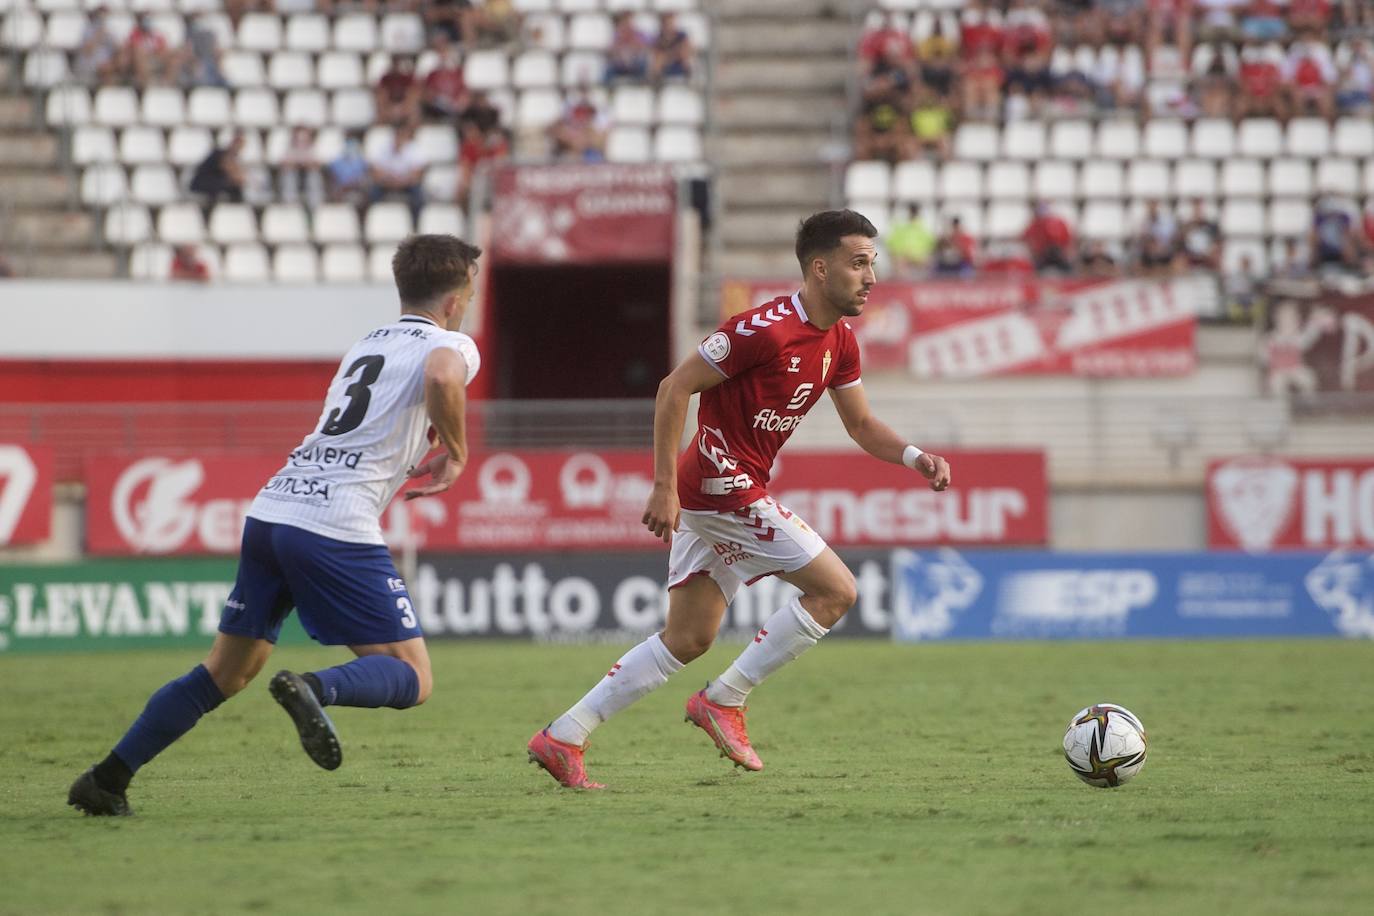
[548,633,683,746]
[705,598,829,707]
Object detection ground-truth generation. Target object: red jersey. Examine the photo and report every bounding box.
[678,292,862,512]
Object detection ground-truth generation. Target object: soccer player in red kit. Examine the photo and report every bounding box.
[527,210,952,789]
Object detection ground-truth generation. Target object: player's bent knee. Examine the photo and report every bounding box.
[661,630,713,664]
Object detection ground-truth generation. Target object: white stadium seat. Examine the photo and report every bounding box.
[103,204,152,245]
[986,200,1030,239]
[237,13,282,52]
[513,51,559,89]
[72,126,117,164]
[1173,159,1215,199]
[844,161,891,201]
[1223,239,1268,276]
[330,89,374,128]
[130,164,179,205]
[157,202,206,243]
[1033,160,1076,200]
[560,51,605,87]
[321,244,367,283]
[953,123,998,161]
[44,11,86,49]
[224,243,271,282]
[1081,200,1126,240]
[415,124,458,164]
[272,244,319,283]
[1268,199,1312,237]
[1191,118,1235,158]
[1001,121,1045,160]
[1221,160,1264,198]
[130,243,175,280]
[418,204,465,237]
[657,85,702,125]
[333,13,378,52]
[568,12,613,50]
[363,124,395,161]
[1286,118,1330,158]
[893,160,936,201]
[221,51,265,87]
[515,88,562,129]
[234,88,280,127]
[1220,198,1264,238]
[168,126,213,166]
[464,51,510,90]
[1144,120,1188,159]
[285,12,329,52]
[94,87,140,126]
[938,161,982,200]
[366,203,413,243]
[313,203,362,244]
[1333,118,1374,158]
[22,49,69,88]
[284,89,328,126]
[1095,120,1140,159]
[80,164,127,205]
[1080,160,1124,199]
[423,165,459,201]
[1127,160,1170,200]
[188,87,232,126]
[318,51,364,89]
[1237,118,1283,158]
[208,203,258,243]
[524,13,566,51]
[1365,160,1374,195]
[261,203,309,244]
[612,85,655,125]
[381,12,425,53]
[1268,158,1312,197]
[1316,159,1359,195]
[45,86,91,126]
[140,87,186,127]
[1049,120,1092,160]
[269,51,315,89]
[605,125,650,162]
[654,125,701,162]
[986,161,1029,200]
[2,10,44,49]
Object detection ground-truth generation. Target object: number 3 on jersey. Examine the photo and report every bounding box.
[397,597,417,629]
[321,354,385,436]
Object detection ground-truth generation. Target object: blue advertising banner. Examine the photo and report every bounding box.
[890,549,1374,641]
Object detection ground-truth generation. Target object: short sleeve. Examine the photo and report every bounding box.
[829,323,862,389]
[698,317,779,379]
[435,332,481,385]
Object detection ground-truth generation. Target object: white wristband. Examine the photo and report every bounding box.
[901,445,924,470]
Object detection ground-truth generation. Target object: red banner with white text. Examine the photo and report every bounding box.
[721,277,1208,378]
[84,449,1048,555]
[489,164,675,264]
[0,444,54,547]
[1208,456,1374,551]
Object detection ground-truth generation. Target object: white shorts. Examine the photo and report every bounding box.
[667,496,829,603]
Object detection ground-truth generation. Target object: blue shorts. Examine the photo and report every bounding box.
[219,518,422,646]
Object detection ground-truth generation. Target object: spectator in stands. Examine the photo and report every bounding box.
[650,13,694,82]
[1194,44,1235,117]
[422,37,468,120]
[368,122,426,219]
[225,0,275,28]
[1236,39,1286,118]
[1023,201,1076,273]
[885,205,937,276]
[605,12,651,82]
[327,132,370,204]
[1137,201,1182,274]
[169,244,210,282]
[1100,0,1148,48]
[1002,0,1054,114]
[1335,40,1373,115]
[1093,43,1146,112]
[910,84,953,159]
[180,25,228,89]
[375,56,422,127]
[1288,0,1334,34]
[960,2,1005,61]
[1239,0,1288,42]
[189,131,246,203]
[1223,254,1261,319]
[1285,34,1337,118]
[1309,198,1359,271]
[1181,200,1222,271]
[475,0,521,47]
[932,217,977,277]
[1275,238,1310,278]
[1081,240,1121,278]
[916,18,957,97]
[548,90,609,162]
[459,90,503,135]
[1197,0,1243,43]
[119,13,177,88]
[75,7,120,86]
[279,126,324,209]
[1146,0,1194,65]
[962,48,1005,121]
[854,63,910,163]
[426,0,476,48]
[456,120,509,205]
[858,12,916,81]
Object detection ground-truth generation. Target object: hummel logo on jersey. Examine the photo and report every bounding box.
[733,301,793,337]
[787,356,801,373]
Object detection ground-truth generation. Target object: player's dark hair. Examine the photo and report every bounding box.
[795,209,878,273]
[392,234,482,308]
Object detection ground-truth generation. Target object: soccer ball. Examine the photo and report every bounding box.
[1062,703,1148,788]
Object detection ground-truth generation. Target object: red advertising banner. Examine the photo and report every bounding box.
[721,276,1207,378]
[489,164,675,264]
[1208,456,1374,551]
[86,449,1048,555]
[1260,284,1374,409]
[0,444,54,547]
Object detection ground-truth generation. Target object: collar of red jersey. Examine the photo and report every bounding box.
[791,291,810,325]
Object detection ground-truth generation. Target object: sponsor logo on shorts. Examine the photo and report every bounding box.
[712,540,755,567]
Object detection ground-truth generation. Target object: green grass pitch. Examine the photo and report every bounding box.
[2,639,1372,916]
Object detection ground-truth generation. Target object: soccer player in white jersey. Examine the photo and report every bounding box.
[68,235,483,816]
[528,210,952,789]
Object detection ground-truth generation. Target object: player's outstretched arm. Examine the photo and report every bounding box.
[828,383,951,491]
[642,353,728,542]
[405,347,469,500]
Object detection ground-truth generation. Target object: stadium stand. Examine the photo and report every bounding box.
[0,0,709,281]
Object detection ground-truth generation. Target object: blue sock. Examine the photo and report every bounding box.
[312,656,420,709]
[112,664,226,774]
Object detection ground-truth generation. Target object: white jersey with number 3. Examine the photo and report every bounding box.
[247,314,480,544]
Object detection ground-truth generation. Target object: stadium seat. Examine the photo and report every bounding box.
[1221,160,1264,198]
[72,126,117,165]
[1095,120,1141,160]
[893,160,936,201]
[150,12,186,45]
[272,244,319,283]
[1081,200,1127,240]
[137,87,185,128]
[269,51,314,89]
[237,13,282,52]
[1127,160,1170,200]
[330,89,375,128]
[464,51,510,90]
[568,12,613,50]
[1267,199,1311,237]
[130,164,179,205]
[1333,118,1374,158]
[321,244,367,283]
[605,125,650,162]
[1033,160,1076,200]
[1,10,43,49]
[234,88,280,127]
[168,126,213,166]
[1049,120,1092,160]
[936,203,980,238]
[365,203,413,243]
[515,89,562,129]
[852,201,892,237]
[1191,118,1235,159]
[1000,120,1046,160]
[612,85,655,125]
[559,0,602,12]
[103,204,152,245]
[1237,118,1283,158]
[524,13,566,51]
[130,242,175,280]
[513,51,559,89]
[938,162,982,201]
[94,87,140,126]
[560,51,606,86]
[423,165,459,201]
[284,89,328,127]
[1316,159,1359,195]
[985,200,1030,239]
[986,161,1029,199]
[1268,158,1312,197]
[1080,160,1124,199]
[1173,160,1215,199]
[43,11,86,50]
[363,124,395,160]
[317,51,364,89]
[1365,160,1374,196]
[845,161,891,201]
[260,203,309,244]
[208,203,258,244]
[285,12,329,52]
[1144,120,1187,159]
[654,125,701,162]
[157,202,206,243]
[369,243,396,282]
[381,13,425,53]
[1286,118,1330,158]
[188,87,232,126]
[333,14,379,52]
[45,86,91,126]
[657,85,703,125]
[953,123,998,161]
[221,51,265,87]
[22,49,69,88]
[313,203,362,244]
[192,11,234,48]
[224,243,271,282]
[1223,238,1268,276]
[80,164,127,206]
[415,124,458,164]
[1220,199,1264,238]
[418,204,465,237]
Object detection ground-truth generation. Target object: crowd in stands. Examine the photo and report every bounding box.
[855,0,1374,295]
